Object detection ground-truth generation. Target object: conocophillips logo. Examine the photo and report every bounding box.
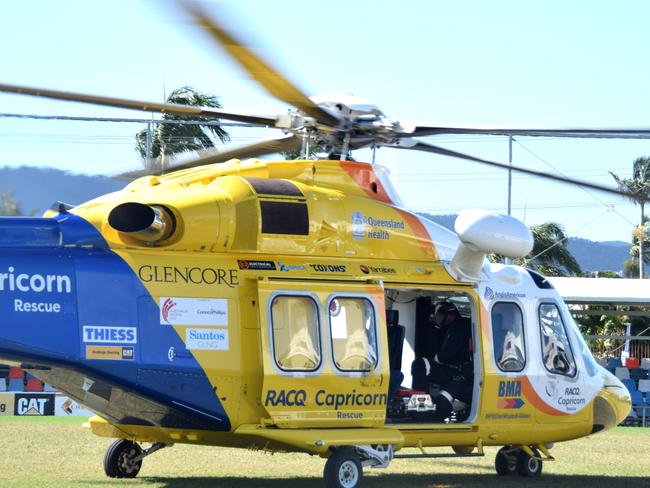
[162,298,176,323]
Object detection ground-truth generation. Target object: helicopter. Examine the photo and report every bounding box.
[0,3,641,487]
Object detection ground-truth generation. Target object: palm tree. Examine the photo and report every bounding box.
[490,222,581,276]
[136,87,230,171]
[521,222,581,276]
[611,157,650,279]
[0,191,25,216]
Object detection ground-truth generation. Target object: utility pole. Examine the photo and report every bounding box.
[505,135,513,265]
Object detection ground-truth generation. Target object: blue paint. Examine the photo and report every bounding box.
[0,214,231,431]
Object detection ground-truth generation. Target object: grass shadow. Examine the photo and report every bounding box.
[72,473,650,488]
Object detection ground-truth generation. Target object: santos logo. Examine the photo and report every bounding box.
[186,328,228,350]
[83,326,137,344]
[0,267,71,294]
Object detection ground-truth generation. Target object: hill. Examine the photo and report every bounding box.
[420,213,630,274]
[0,166,124,214]
[0,168,631,273]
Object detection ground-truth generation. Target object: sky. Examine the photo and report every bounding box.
[1,0,650,243]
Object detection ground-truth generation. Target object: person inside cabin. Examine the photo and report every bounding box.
[411,300,473,421]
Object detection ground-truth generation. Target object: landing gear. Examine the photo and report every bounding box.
[324,449,363,488]
[494,446,517,476]
[516,448,543,477]
[103,440,142,478]
[495,446,543,477]
[103,440,169,479]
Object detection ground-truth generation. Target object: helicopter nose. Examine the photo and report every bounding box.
[592,368,631,433]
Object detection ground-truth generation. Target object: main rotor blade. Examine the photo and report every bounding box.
[389,139,644,200]
[119,134,302,179]
[0,82,276,126]
[182,2,339,127]
[396,123,650,139]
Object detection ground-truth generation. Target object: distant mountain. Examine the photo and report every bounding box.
[566,238,630,274]
[0,169,632,273]
[0,166,124,214]
[420,212,630,274]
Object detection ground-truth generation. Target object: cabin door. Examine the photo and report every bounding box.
[257,279,390,429]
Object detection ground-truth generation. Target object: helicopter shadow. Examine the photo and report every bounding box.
[106,473,650,488]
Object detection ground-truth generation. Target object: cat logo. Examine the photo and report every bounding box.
[15,394,54,416]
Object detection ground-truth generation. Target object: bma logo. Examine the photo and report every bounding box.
[497,380,525,409]
[15,394,54,416]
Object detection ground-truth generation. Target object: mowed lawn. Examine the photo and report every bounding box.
[0,417,648,488]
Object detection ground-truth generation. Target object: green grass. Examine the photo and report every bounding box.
[0,418,648,487]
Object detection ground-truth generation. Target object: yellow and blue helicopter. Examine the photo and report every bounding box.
[0,3,642,487]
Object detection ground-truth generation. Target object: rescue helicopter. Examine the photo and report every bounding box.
[0,3,641,487]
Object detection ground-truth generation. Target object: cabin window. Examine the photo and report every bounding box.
[270,295,321,372]
[491,302,526,372]
[539,303,577,377]
[329,297,378,372]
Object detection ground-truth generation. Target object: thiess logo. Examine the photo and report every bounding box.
[138,265,238,288]
[82,326,137,344]
[0,267,71,294]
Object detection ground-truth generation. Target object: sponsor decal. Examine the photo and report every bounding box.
[238,260,277,271]
[85,345,135,361]
[14,393,55,416]
[485,288,526,300]
[497,380,525,409]
[55,397,94,417]
[351,212,405,241]
[138,265,238,288]
[485,412,531,419]
[185,328,229,350]
[277,262,307,272]
[82,326,137,344]
[359,264,397,275]
[263,389,387,410]
[0,394,14,416]
[160,297,228,326]
[168,346,175,362]
[309,264,347,273]
[484,286,495,300]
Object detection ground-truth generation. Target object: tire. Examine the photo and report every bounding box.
[324,449,363,488]
[495,446,517,476]
[103,439,143,478]
[516,448,543,478]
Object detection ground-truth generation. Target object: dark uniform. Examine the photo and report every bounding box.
[411,301,473,420]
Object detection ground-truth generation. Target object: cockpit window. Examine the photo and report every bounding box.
[566,315,599,377]
[491,302,526,372]
[539,303,577,377]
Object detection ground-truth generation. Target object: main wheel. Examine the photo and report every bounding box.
[516,448,543,477]
[103,439,143,478]
[495,446,517,476]
[324,449,363,488]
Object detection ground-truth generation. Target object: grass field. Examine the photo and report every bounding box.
[0,417,648,487]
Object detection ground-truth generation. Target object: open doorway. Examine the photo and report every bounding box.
[383,287,480,424]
